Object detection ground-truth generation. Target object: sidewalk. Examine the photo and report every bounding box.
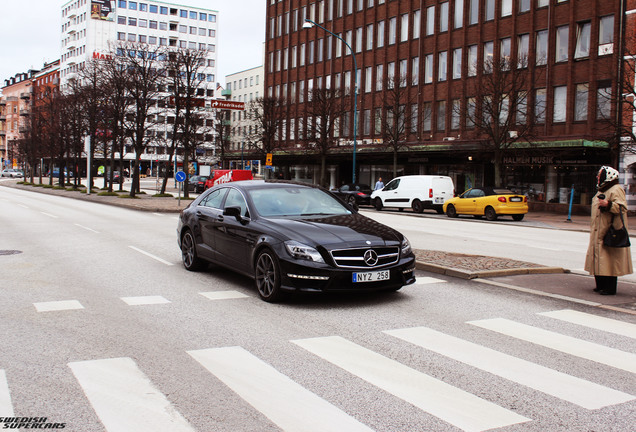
[3,178,636,314]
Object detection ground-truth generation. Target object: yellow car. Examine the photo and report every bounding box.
[443,187,528,221]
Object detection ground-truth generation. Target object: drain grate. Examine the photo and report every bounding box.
[0,250,22,256]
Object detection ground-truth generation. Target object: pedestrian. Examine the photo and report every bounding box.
[375,177,384,190]
[584,166,633,295]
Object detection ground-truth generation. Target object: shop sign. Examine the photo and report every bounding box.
[90,0,114,21]
[503,156,554,165]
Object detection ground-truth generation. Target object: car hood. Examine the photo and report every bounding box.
[262,213,403,247]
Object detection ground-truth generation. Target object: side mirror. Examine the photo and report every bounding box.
[223,206,245,223]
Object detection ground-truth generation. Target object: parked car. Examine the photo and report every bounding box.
[111,171,125,184]
[177,180,416,302]
[1,169,24,178]
[188,175,209,193]
[370,175,455,213]
[204,169,253,189]
[331,183,373,207]
[443,187,528,221]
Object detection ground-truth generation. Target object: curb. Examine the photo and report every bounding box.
[415,261,567,280]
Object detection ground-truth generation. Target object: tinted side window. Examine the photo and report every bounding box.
[201,188,226,209]
[384,179,400,191]
[224,188,249,217]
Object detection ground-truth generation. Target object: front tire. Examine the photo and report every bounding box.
[512,214,525,221]
[374,198,383,211]
[347,195,357,208]
[446,204,458,218]
[485,207,498,221]
[412,199,424,213]
[255,249,283,302]
[181,230,205,271]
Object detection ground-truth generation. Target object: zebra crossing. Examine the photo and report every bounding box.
[2,309,635,431]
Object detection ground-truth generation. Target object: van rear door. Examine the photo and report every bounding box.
[432,177,454,205]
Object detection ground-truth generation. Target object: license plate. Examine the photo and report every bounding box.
[435,197,444,203]
[353,270,390,283]
[509,196,522,202]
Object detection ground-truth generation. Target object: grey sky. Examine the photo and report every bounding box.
[0,0,265,87]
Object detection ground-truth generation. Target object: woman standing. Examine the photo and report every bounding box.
[584,166,633,295]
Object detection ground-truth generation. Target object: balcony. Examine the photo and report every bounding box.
[0,100,6,106]
[0,115,6,121]
[20,90,32,100]
[18,126,28,133]
[0,131,5,136]
[19,109,29,117]
[221,89,232,97]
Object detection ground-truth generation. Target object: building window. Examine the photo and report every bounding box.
[413,10,420,38]
[440,2,449,32]
[553,86,567,122]
[149,4,157,13]
[452,48,462,79]
[454,0,463,28]
[424,54,433,83]
[387,62,395,88]
[556,25,569,62]
[469,0,478,25]
[412,57,419,85]
[485,0,495,21]
[180,9,187,18]
[483,41,494,72]
[501,0,512,17]
[516,91,528,124]
[437,101,446,131]
[128,17,136,26]
[423,102,432,131]
[118,16,126,24]
[466,97,476,128]
[597,83,612,119]
[356,27,363,52]
[400,14,409,42]
[377,20,385,47]
[426,6,435,36]
[451,99,461,129]
[500,37,511,69]
[536,30,548,65]
[537,0,549,7]
[411,104,418,133]
[535,88,546,123]
[575,83,589,121]
[438,51,448,81]
[388,17,397,44]
[599,15,614,55]
[365,67,372,92]
[128,1,137,10]
[467,45,477,76]
[519,0,530,12]
[399,59,408,86]
[366,24,374,50]
[574,22,591,59]
[517,34,529,68]
[160,6,167,14]
[376,64,383,91]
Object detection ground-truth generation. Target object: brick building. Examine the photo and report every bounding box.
[264,0,636,207]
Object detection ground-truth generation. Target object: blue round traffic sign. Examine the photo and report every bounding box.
[175,171,186,182]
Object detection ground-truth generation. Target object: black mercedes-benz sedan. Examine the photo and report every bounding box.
[177,180,416,302]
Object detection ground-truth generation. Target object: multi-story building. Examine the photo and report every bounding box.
[265,0,636,207]
[225,65,265,172]
[1,70,38,170]
[60,0,220,174]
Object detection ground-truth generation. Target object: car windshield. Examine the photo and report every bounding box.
[249,186,352,217]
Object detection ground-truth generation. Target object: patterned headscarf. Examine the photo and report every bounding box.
[597,166,619,188]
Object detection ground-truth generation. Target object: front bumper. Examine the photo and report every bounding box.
[277,254,416,293]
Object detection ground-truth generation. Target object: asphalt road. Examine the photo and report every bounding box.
[1,186,635,431]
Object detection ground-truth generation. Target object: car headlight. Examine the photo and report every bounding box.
[401,237,412,256]
[284,241,325,263]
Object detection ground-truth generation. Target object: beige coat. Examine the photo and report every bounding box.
[584,184,633,276]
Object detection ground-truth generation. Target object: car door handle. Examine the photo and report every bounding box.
[217,215,224,222]
[196,211,209,220]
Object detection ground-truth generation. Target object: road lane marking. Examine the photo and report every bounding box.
[412,276,447,285]
[128,246,174,266]
[188,346,373,432]
[468,318,636,374]
[120,296,170,306]
[0,370,14,417]
[385,327,634,409]
[74,223,99,233]
[18,204,29,209]
[475,279,602,306]
[40,212,58,218]
[199,291,249,300]
[538,309,636,339]
[292,336,530,432]
[69,357,195,432]
[34,300,84,312]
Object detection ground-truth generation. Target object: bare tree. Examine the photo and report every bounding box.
[118,42,166,197]
[303,87,348,187]
[213,108,232,169]
[243,96,287,178]
[461,56,539,187]
[376,75,418,178]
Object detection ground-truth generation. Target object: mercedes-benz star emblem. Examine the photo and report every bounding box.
[364,249,379,266]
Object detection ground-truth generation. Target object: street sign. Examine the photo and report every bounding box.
[175,171,187,182]
[266,153,273,166]
[210,100,245,110]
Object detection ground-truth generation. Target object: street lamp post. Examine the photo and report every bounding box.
[302,18,358,184]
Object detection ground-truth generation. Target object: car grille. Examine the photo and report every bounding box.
[329,246,400,268]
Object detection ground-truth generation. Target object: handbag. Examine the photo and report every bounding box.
[603,207,631,248]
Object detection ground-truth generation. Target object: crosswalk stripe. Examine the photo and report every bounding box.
[68,357,195,432]
[199,291,249,300]
[538,309,636,339]
[0,370,14,417]
[120,296,171,306]
[34,300,84,312]
[468,318,636,375]
[188,346,373,432]
[385,327,634,409]
[413,276,447,285]
[292,336,530,432]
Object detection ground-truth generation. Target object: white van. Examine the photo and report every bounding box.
[370,175,455,213]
